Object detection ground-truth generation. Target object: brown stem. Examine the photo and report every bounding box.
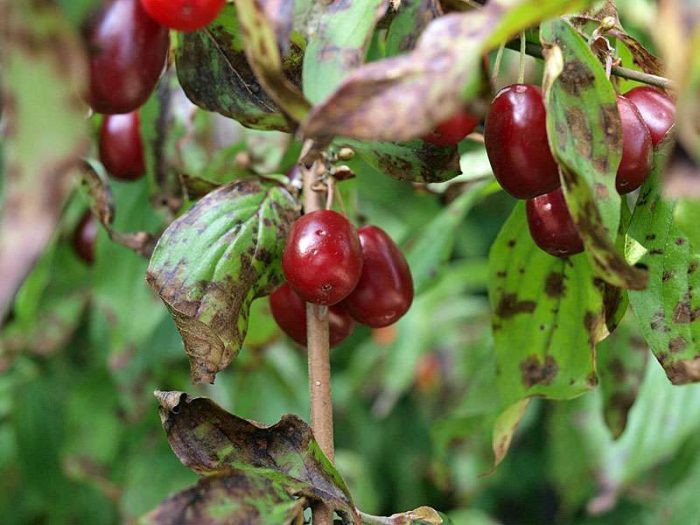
[504,40,674,90]
[301,155,334,524]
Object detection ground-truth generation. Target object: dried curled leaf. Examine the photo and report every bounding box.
[153,392,359,523]
[146,179,300,383]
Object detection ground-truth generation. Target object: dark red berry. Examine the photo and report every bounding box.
[485,84,560,199]
[269,283,355,348]
[616,95,653,194]
[99,112,146,181]
[342,225,413,328]
[526,188,583,258]
[624,86,675,146]
[73,211,99,265]
[84,0,169,114]
[140,0,225,32]
[424,110,480,146]
[283,210,363,305]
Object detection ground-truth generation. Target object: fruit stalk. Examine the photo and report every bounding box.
[301,160,334,525]
[504,40,673,90]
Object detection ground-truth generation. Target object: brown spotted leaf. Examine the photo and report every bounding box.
[385,0,442,56]
[491,399,531,469]
[175,5,296,131]
[540,18,647,290]
[140,471,305,525]
[152,391,359,523]
[302,0,589,141]
[489,203,604,405]
[0,0,89,318]
[146,179,300,383]
[628,141,700,384]
[236,0,311,122]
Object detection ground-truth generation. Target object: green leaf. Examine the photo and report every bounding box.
[385,0,440,56]
[152,391,359,522]
[146,179,300,383]
[140,470,305,525]
[0,1,89,318]
[540,18,646,290]
[175,5,295,131]
[627,142,700,384]
[301,0,389,104]
[303,0,589,141]
[491,399,531,469]
[235,0,310,122]
[341,139,461,184]
[489,203,603,405]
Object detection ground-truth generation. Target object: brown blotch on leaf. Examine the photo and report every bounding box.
[650,309,670,332]
[668,336,688,353]
[608,358,626,382]
[520,355,559,388]
[663,356,700,385]
[495,293,536,319]
[545,272,566,298]
[558,59,595,96]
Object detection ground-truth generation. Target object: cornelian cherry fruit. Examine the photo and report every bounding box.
[140,0,225,32]
[83,0,169,114]
[624,86,675,146]
[485,84,561,199]
[99,112,146,181]
[342,226,413,328]
[269,283,354,348]
[282,210,363,306]
[424,110,480,146]
[73,211,99,265]
[616,95,653,194]
[526,189,583,258]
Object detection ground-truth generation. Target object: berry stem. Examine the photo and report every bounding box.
[518,32,526,84]
[504,39,674,90]
[301,158,334,525]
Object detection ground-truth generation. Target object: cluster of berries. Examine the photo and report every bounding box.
[422,84,674,257]
[269,211,414,348]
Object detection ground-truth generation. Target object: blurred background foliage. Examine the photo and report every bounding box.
[2,0,700,524]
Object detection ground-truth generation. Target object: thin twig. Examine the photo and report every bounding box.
[504,39,674,90]
[301,155,334,525]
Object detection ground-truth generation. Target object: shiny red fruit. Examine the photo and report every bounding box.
[140,0,225,32]
[282,210,363,305]
[269,283,355,348]
[423,110,480,146]
[616,95,653,194]
[526,188,583,258]
[73,211,99,265]
[485,84,561,199]
[84,0,169,114]
[342,226,413,328]
[624,86,675,146]
[99,112,146,181]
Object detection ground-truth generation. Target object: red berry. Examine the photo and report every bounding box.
[269,283,355,348]
[140,0,225,32]
[342,226,413,328]
[526,188,583,258]
[624,86,675,146]
[485,84,561,199]
[282,210,363,305]
[84,0,169,114]
[99,112,146,181]
[616,95,653,194]
[73,211,99,265]
[423,110,480,146]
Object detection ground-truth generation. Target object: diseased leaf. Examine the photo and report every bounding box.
[236,0,311,122]
[146,179,300,383]
[153,391,359,523]
[489,203,603,405]
[140,471,305,525]
[175,5,295,131]
[302,0,389,104]
[303,0,589,141]
[540,19,647,290]
[627,141,700,384]
[0,0,89,318]
[361,506,452,524]
[385,0,441,56]
[597,315,649,439]
[341,139,461,184]
[491,399,531,469]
